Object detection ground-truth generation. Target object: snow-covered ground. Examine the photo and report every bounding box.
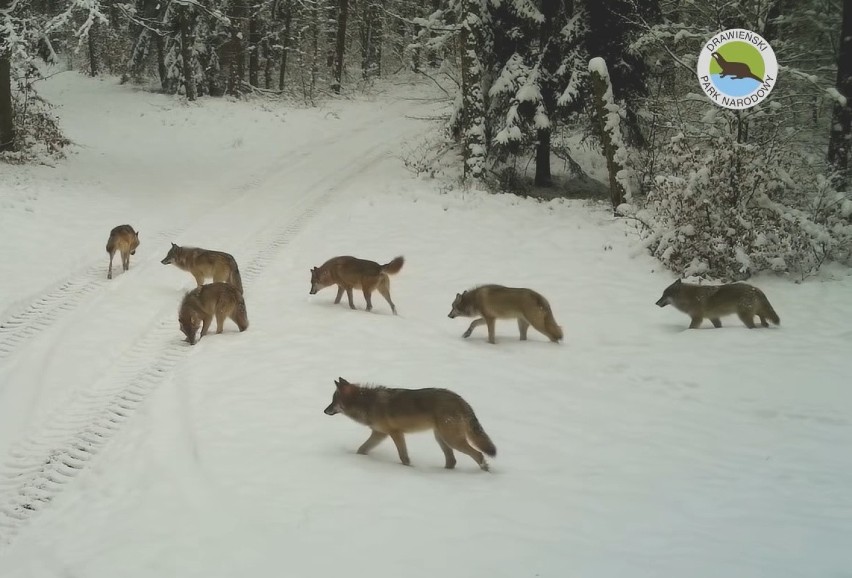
[0,72,850,578]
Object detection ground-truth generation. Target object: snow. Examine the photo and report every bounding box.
[1,72,851,578]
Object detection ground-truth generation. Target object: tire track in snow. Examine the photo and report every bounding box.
[0,138,392,546]
[0,130,340,362]
[0,228,183,362]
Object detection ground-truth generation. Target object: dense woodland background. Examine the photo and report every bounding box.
[1,0,851,280]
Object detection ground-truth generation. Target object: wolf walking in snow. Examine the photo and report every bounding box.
[655,279,780,329]
[309,255,404,314]
[448,285,563,344]
[178,282,249,345]
[323,377,496,471]
[106,224,140,279]
[161,243,244,294]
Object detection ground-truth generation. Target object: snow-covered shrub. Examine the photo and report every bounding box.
[633,133,851,280]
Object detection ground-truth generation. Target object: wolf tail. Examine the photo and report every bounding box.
[466,409,496,457]
[229,260,244,295]
[381,256,404,275]
[759,293,780,325]
[106,235,116,254]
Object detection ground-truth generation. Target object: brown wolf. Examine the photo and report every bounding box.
[178,282,249,345]
[448,285,563,344]
[309,255,404,314]
[323,377,496,471]
[161,243,243,294]
[106,225,140,280]
[655,279,780,329]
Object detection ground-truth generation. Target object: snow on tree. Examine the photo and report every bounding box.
[588,57,629,211]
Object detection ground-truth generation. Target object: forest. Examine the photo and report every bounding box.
[1,0,850,280]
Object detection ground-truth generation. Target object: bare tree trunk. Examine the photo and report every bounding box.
[179,7,197,101]
[331,0,350,93]
[227,0,246,96]
[534,0,561,187]
[248,8,261,87]
[278,3,292,90]
[460,3,485,181]
[828,0,852,187]
[88,19,100,76]
[156,33,168,91]
[589,58,626,211]
[310,0,320,99]
[0,44,14,152]
[263,39,272,89]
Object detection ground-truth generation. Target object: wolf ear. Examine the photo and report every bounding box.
[335,377,351,386]
[675,279,682,285]
[171,242,177,248]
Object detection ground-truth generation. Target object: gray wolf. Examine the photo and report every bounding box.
[323,377,496,471]
[106,225,140,279]
[655,279,780,328]
[161,243,243,294]
[448,284,563,344]
[309,255,404,314]
[178,282,249,345]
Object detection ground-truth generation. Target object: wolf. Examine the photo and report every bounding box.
[323,377,496,471]
[309,255,404,314]
[161,243,243,294]
[448,284,563,344]
[106,225,140,280]
[178,282,249,345]
[655,279,780,329]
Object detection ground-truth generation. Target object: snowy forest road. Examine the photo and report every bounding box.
[0,84,434,546]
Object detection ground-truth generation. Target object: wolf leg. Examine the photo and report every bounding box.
[738,311,756,328]
[215,311,227,334]
[107,251,115,279]
[334,285,345,304]
[463,318,486,338]
[710,318,722,328]
[517,318,530,340]
[485,317,497,344]
[345,287,356,310]
[362,287,373,312]
[357,430,387,455]
[388,431,411,466]
[688,316,703,329]
[443,431,487,471]
[377,276,397,315]
[434,431,457,469]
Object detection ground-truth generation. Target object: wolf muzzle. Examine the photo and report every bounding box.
[655,297,669,307]
[447,311,457,318]
[323,403,339,415]
[161,257,172,264]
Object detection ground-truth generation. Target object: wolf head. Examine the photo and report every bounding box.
[324,377,357,415]
[130,230,140,255]
[161,242,180,265]
[655,279,682,307]
[447,291,473,319]
[178,290,202,345]
[309,266,332,295]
